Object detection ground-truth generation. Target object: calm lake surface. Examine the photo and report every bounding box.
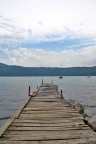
[0,76,96,127]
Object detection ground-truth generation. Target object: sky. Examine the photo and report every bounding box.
[0,0,96,67]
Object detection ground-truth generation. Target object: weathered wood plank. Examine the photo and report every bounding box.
[2,130,96,141]
[26,103,71,107]
[4,129,93,134]
[18,116,83,121]
[0,141,39,144]
[19,113,81,118]
[0,139,96,144]
[22,109,78,113]
[11,122,85,127]
[8,125,90,131]
[14,117,84,122]
[23,107,74,111]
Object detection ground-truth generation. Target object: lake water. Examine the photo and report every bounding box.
[0,76,96,127]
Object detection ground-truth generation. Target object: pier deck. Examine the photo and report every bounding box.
[0,83,96,143]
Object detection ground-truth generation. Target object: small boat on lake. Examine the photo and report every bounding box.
[59,76,63,79]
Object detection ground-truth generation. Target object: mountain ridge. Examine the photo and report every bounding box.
[0,63,96,76]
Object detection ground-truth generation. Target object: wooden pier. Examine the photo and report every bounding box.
[0,83,96,143]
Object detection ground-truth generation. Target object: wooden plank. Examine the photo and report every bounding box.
[27,100,69,104]
[0,141,39,144]
[19,113,81,117]
[2,130,96,141]
[4,129,93,135]
[8,125,90,131]
[40,139,96,144]
[21,111,81,115]
[0,139,96,144]
[23,107,74,111]
[22,107,77,111]
[13,118,84,123]
[22,109,77,113]
[10,122,87,127]
[18,116,83,120]
[26,103,72,106]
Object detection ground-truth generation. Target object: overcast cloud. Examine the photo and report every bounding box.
[0,0,96,67]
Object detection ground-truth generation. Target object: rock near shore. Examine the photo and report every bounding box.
[73,103,84,114]
[88,115,96,131]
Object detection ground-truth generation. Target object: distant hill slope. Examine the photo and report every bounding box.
[0,63,96,76]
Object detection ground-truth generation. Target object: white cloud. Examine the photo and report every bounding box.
[0,15,84,44]
[1,46,96,67]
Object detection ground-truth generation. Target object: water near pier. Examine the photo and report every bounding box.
[0,76,96,127]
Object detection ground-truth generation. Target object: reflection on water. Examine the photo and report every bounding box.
[0,76,96,127]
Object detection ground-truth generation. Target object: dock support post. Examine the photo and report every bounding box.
[61,90,63,99]
[28,86,30,96]
[42,79,43,84]
[37,85,38,89]
[57,85,58,90]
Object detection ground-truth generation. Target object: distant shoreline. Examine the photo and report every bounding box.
[0,63,96,76]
